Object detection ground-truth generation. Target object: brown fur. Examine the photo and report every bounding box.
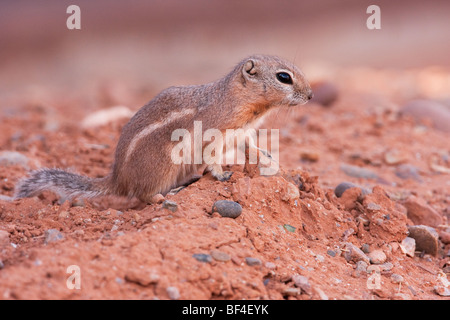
[15,54,312,203]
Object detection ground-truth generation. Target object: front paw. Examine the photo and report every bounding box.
[217,171,233,182]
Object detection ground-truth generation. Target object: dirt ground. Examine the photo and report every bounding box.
[0,0,449,300]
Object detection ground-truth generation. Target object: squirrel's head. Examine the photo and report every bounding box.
[239,54,313,107]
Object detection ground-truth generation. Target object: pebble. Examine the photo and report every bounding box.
[334,181,371,198]
[192,253,212,263]
[211,200,242,219]
[401,99,450,133]
[402,196,443,227]
[439,230,450,244]
[310,80,339,107]
[282,182,300,201]
[0,151,30,168]
[394,164,422,182]
[407,225,439,256]
[400,237,416,257]
[434,286,450,297]
[245,257,262,266]
[0,230,10,248]
[361,244,370,253]
[390,273,404,284]
[264,262,276,269]
[81,106,134,129]
[162,200,178,212]
[292,274,312,295]
[210,250,231,262]
[166,286,180,300]
[384,149,407,165]
[368,250,387,264]
[343,243,370,264]
[125,269,160,286]
[283,287,300,297]
[340,164,379,180]
[44,229,64,244]
[352,261,368,278]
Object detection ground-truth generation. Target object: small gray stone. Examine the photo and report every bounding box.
[361,244,370,253]
[327,250,336,257]
[408,225,439,256]
[390,273,404,284]
[44,229,64,244]
[162,200,178,212]
[192,253,212,263]
[212,200,242,219]
[340,164,379,180]
[0,151,30,168]
[245,257,262,266]
[166,286,180,300]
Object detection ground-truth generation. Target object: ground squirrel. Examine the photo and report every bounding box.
[15,54,312,203]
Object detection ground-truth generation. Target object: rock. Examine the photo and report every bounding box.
[151,193,165,204]
[439,230,450,244]
[283,287,300,297]
[343,243,370,264]
[211,200,242,219]
[310,80,339,107]
[338,187,361,211]
[340,164,379,180]
[361,244,370,253]
[162,200,178,212]
[44,229,64,244]
[0,230,10,248]
[245,257,262,266]
[400,237,416,257]
[264,262,276,270]
[384,149,407,165]
[390,273,404,284]
[300,149,320,162]
[210,250,231,262]
[352,261,369,278]
[192,253,212,263]
[334,181,371,198]
[402,196,443,227]
[81,106,134,128]
[166,286,180,300]
[125,269,160,286]
[408,225,439,256]
[368,250,387,264]
[395,164,422,182]
[292,274,312,295]
[434,286,450,297]
[0,195,12,201]
[401,99,450,133]
[0,151,30,168]
[282,182,300,201]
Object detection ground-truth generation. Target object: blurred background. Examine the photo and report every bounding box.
[0,0,449,111]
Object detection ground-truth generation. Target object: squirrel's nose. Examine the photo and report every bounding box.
[307,89,314,100]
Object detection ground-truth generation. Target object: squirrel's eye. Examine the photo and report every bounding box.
[276,72,293,85]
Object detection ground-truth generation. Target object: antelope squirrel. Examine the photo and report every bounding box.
[15,54,313,203]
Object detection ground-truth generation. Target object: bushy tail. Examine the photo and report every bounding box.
[14,168,110,200]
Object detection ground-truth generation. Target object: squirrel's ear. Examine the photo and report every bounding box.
[242,59,257,80]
